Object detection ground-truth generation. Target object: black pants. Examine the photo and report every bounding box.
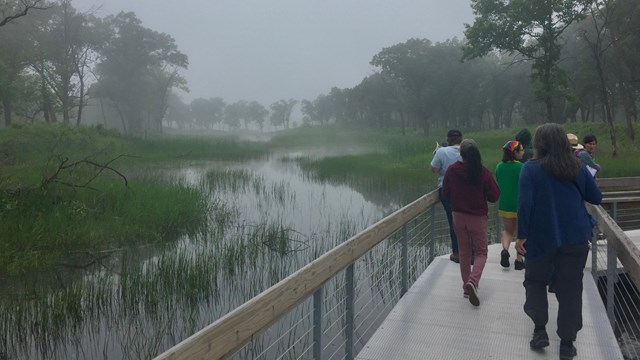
[523,243,589,341]
[438,187,458,254]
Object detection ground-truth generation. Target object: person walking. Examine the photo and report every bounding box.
[576,134,600,177]
[442,139,500,306]
[515,128,534,162]
[496,140,525,270]
[431,129,463,263]
[515,123,602,359]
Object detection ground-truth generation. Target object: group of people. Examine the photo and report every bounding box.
[430,124,602,359]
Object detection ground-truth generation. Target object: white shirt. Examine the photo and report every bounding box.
[430,145,461,188]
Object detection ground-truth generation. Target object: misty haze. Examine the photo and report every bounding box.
[1,0,640,359]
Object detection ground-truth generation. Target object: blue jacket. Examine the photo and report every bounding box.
[517,160,602,261]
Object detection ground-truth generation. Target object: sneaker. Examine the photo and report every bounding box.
[514,259,525,270]
[464,282,479,306]
[559,344,577,359]
[529,329,550,349]
[449,253,460,263]
[463,291,469,298]
[500,249,510,268]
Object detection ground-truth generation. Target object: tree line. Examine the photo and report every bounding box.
[1,0,639,146]
[299,0,639,155]
[0,0,301,134]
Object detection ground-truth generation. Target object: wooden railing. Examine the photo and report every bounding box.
[597,176,640,190]
[154,191,441,360]
[587,203,640,290]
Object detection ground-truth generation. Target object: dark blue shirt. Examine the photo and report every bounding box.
[517,160,602,260]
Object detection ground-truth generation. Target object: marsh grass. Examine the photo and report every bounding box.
[288,123,640,199]
[0,123,275,276]
[0,179,209,275]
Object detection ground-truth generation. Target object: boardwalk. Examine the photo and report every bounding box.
[356,244,623,360]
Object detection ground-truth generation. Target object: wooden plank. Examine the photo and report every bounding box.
[154,191,440,360]
[587,204,640,291]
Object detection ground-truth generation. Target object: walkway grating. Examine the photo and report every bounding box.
[356,244,623,359]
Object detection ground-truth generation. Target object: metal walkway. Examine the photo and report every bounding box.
[356,244,623,359]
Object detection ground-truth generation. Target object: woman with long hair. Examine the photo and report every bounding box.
[496,140,525,270]
[442,139,500,306]
[515,124,601,359]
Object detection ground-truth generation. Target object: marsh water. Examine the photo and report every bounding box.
[1,144,429,360]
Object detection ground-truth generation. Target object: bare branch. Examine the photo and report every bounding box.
[43,154,139,189]
[0,0,50,27]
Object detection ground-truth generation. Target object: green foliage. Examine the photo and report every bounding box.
[463,0,593,120]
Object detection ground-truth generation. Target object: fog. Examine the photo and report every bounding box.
[72,0,474,105]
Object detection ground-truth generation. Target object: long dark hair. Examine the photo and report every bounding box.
[533,123,581,180]
[460,139,482,186]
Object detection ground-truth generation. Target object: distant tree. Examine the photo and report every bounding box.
[224,100,246,129]
[371,38,437,135]
[165,92,192,129]
[269,99,297,129]
[246,101,268,130]
[463,0,593,121]
[190,97,226,129]
[350,73,399,129]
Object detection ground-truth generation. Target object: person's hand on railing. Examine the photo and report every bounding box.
[515,238,527,255]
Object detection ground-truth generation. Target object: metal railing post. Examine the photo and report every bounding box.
[401,224,409,296]
[606,240,617,330]
[591,229,598,276]
[313,288,323,360]
[429,206,436,262]
[495,207,502,244]
[345,264,355,360]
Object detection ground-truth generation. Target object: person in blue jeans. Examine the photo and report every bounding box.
[431,129,462,263]
[515,123,602,360]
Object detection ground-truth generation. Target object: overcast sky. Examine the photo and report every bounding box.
[72,0,475,106]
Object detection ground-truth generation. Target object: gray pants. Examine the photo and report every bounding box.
[523,243,590,341]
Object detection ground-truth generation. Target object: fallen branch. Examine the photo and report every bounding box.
[43,153,137,189]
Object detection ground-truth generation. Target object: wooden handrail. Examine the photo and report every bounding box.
[597,177,640,190]
[587,204,640,291]
[154,191,440,360]
[601,196,640,203]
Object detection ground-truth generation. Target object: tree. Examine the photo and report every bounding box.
[223,100,246,129]
[371,38,436,134]
[269,99,297,129]
[165,92,192,129]
[92,12,187,135]
[27,1,101,125]
[0,8,33,126]
[0,0,48,27]
[605,0,640,142]
[463,0,593,121]
[245,101,268,130]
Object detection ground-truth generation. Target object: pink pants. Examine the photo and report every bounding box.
[452,212,488,289]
